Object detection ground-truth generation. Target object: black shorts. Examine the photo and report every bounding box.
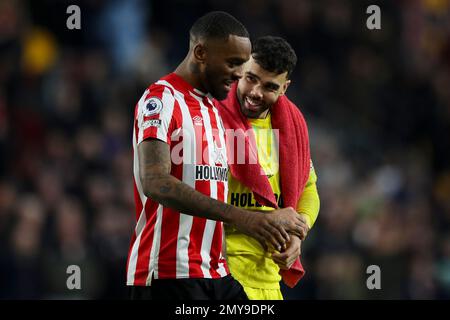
[128,275,248,300]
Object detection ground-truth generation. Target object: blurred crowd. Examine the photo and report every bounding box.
[0,0,449,299]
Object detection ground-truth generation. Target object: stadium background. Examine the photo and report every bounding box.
[0,0,449,299]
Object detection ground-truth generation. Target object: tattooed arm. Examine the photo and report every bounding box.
[138,139,309,250]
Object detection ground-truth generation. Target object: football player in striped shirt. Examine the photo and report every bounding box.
[127,12,308,300]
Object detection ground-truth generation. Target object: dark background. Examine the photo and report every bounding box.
[1,0,449,299]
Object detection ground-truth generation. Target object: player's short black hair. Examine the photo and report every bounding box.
[252,36,297,78]
[189,11,249,42]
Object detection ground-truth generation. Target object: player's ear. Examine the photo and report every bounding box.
[280,79,291,96]
[193,42,207,64]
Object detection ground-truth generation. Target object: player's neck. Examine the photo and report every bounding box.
[246,109,271,120]
[258,109,271,119]
[174,59,207,93]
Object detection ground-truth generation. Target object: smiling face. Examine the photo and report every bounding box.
[199,35,251,100]
[237,56,291,119]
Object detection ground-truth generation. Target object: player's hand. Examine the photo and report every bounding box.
[294,213,309,240]
[272,235,302,270]
[236,207,307,251]
[265,207,309,241]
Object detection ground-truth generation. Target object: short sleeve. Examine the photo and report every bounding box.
[135,84,180,145]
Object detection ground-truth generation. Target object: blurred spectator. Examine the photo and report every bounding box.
[3,194,46,299]
[41,196,104,299]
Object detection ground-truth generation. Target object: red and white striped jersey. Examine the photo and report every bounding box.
[126,73,230,286]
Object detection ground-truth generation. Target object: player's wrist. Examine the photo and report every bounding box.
[226,206,251,227]
[290,233,302,242]
[297,211,311,230]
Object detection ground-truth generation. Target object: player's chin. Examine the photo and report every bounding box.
[212,87,229,100]
[241,107,261,118]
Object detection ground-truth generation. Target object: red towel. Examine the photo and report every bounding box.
[215,83,311,288]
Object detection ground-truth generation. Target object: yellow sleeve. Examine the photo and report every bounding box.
[296,160,320,229]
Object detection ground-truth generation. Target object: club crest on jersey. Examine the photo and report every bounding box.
[144,97,163,116]
[192,115,203,126]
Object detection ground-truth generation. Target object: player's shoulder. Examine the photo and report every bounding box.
[280,95,304,114]
[135,79,179,118]
[278,95,310,130]
[140,76,179,106]
[145,79,176,99]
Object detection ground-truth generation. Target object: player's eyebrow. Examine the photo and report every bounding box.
[264,82,280,91]
[246,71,260,80]
[247,71,280,91]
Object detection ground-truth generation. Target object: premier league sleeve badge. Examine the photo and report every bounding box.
[143,97,163,116]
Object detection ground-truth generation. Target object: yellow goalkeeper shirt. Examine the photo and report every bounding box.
[225,113,320,289]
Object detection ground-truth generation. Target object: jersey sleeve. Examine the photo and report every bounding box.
[297,160,320,229]
[135,84,181,145]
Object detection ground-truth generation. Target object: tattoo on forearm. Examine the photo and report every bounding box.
[139,139,237,222]
[167,180,234,221]
[159,182,172,194]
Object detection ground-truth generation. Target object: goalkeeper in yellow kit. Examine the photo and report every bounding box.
[217,36,320,300]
